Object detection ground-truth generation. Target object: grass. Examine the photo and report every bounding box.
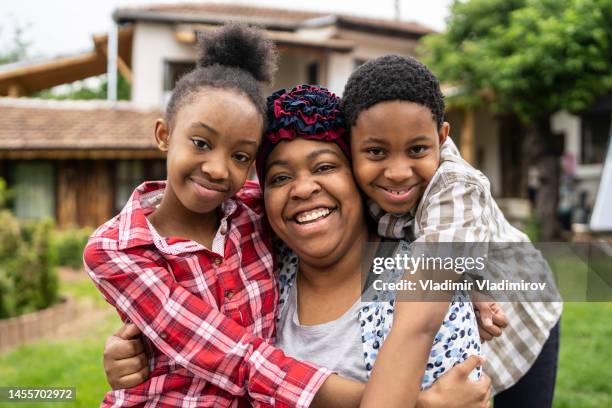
[0,271,121,408]
[0,270,610,407]
[554,302,612,408]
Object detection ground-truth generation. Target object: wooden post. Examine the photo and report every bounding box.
[7,82,25,97]
[460,108,475,165]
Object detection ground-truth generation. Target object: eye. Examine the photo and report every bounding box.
[365,147,386,158]
[314,164,336,173]
[192,138,210,150]
[409,145,428,155]
[233,152,252,163]
[269,174,291,186]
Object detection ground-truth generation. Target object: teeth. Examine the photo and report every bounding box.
[295,208,332,224]
[386,188,408,195]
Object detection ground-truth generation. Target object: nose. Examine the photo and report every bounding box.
[383,158,413,184]
[201,153,229,182]
[290,173,321,200]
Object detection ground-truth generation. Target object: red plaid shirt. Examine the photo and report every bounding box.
[84,181,331,408]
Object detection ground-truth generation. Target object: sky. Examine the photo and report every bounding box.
[0,0,453,59]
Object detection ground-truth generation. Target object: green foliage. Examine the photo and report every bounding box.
[421,0,612,120]
[36,74,131,101]
[53,228,93,269]
[0,180,59,318]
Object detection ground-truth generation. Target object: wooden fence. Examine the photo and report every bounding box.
[0,297,77,353]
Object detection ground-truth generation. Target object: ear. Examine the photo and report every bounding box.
[154,119,170,152]
[438,121,450,146]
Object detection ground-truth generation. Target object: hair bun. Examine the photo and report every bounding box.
[197,23,277,83]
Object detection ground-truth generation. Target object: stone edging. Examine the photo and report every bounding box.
[0,296,77,353]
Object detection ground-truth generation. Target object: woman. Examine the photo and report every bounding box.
[103,85,492,407]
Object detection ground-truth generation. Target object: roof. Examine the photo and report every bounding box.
[114,3,435,38]
[175,24,355,52]
[0,27,133,97]
[0,98,162,158]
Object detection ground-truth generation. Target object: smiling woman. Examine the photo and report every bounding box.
[264,138,366,267]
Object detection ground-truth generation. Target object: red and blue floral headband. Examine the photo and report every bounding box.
[256,85,350,185]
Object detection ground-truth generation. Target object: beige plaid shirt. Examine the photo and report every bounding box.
[368,137,562,393]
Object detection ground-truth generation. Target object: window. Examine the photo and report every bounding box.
[581,113,611,164]
[12,162,56,219]
[354,58,368,69]
[114,161,144,213]
[307,62,319,85]
[163,61,196,108]
[164,61,196,91]
[113,160,166,213]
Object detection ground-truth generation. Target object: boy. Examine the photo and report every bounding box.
[343,54,562,408]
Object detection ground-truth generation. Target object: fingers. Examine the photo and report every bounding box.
[110,365,150,390]
[115,323,142,340]
[105,336,145,360]
[491,305,509,328]
[475,302,505,339]
[456,355,487,377]
[476,374,492,408]
[108,353,148,378]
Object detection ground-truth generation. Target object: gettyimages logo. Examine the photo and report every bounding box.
[361,241,612,302]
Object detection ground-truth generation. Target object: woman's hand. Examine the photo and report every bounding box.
[417,355,491,408]
[103,323,149,390]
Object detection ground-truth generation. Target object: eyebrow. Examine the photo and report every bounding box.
[361,137,390,145]
[407,135,432,144]
[360,135,433,145]
[306,148,343,161]
[189,122,258,146]
[266,159,289,170]
[265,148,342,172]
[190,121,218,135]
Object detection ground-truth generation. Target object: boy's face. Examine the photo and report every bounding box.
[351,100,449,214]
[155,88,262,215]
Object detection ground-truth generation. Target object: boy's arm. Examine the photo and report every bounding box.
[84,243,330,408]
[359,299,450,408]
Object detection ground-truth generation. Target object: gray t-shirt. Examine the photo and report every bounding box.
[275,284,367,382]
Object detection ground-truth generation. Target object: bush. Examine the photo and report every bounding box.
[0,180,59,318]
[53,228,92,269]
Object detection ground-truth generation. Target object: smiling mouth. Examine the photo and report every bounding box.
[293,207,337,224]
[190,178,228,193]
[380,186,415,195]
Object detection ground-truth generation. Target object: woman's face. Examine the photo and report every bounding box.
[263,138,366,268]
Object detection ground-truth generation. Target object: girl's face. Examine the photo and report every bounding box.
[350,100,449,214]
[155,88,262,215]
[263,138,366,267]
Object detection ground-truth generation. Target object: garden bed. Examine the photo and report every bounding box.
[0,296,76,353]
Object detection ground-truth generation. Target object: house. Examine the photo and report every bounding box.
[0,98,165,227]
[0,2,607,228]
[110,3,434,107]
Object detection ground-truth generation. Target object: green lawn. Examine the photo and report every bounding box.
[554,302,612,408]
[0,271,610,407]
[0,272,121,408]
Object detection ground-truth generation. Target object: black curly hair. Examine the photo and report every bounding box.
[165,23,278,130]
[341,55,445,130]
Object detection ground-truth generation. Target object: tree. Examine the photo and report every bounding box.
[37,74,131,101]
[421,0,612,239]
[0,23,31,64]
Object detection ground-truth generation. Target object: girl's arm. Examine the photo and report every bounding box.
[104,324,490,408]
[84,244,330,408]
